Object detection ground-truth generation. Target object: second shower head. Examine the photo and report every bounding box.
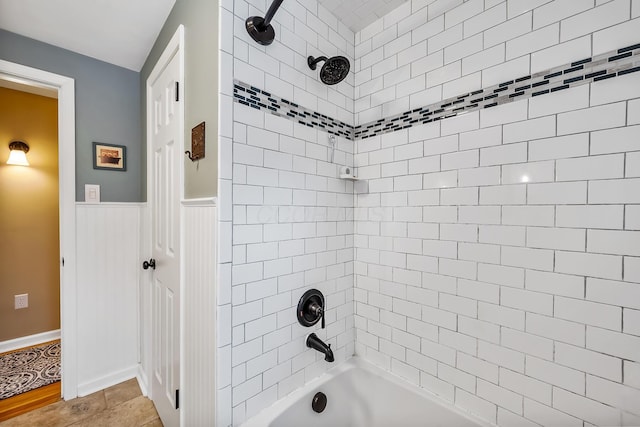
[308,55,350,85]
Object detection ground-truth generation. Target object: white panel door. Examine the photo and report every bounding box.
[149,46,181,427]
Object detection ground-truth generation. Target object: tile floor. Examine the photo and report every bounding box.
[0,379,161,427]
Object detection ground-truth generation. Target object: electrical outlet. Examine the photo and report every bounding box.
[14,294,28,309]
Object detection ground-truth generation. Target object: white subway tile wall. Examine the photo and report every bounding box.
[353,1,640,426]
[218,0,640,425]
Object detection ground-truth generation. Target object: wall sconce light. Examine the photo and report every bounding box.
[7,140,30,166]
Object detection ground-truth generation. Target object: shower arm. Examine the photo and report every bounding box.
[261,0,284,29]
[246,0,284,45]
[308,56,328,70]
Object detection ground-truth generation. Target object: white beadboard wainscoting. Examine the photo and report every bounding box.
[75,202,143,396]
[182,199,218,425]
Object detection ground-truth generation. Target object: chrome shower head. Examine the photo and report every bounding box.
[308,55,350,85]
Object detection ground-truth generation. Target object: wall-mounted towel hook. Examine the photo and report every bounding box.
[185,121,205,163]
[246,0,284,45]
[184,150,197,161]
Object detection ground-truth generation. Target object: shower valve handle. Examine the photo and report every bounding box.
[309,302,325,329]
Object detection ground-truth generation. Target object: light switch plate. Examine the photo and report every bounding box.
[85,184,100,203]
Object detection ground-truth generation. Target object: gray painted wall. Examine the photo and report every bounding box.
[140,0,219,199]
[0,30,142,202]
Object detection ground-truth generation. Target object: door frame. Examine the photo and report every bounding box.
[0,60,77,399]
[143,25,185,415]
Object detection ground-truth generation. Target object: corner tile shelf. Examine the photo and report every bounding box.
[339,173,359,180]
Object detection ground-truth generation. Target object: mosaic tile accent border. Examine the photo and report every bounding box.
[233,43,640,141]
[232,82,354,139]
[355,43,640,140]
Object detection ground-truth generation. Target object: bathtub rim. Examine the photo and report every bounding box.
[240,356,496,427]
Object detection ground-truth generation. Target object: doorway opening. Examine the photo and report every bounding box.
[0,81,62,420]
[0,60,77,410]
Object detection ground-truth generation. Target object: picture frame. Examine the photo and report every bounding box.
[93,142,127,171]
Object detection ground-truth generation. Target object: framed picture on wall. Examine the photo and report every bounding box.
[93,142,127,171]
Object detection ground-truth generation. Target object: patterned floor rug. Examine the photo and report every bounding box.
[0,342,61,400]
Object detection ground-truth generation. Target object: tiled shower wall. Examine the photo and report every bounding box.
[353,1,640,426]
[217,0,356,424]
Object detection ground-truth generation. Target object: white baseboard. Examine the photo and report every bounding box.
[77,365,139,397]
[0,329,61,353]
[137,364,149,397]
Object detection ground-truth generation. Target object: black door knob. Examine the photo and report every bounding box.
[143,258,156,270]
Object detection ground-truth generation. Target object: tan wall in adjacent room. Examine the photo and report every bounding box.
[0,87,60,342]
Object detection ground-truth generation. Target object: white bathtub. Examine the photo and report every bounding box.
[241,358,493,427]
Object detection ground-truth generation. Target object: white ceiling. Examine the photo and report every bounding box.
[0,0,176,71]
[318,0,409,33]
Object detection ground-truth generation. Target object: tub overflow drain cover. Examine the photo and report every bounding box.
[312,392,327,413]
